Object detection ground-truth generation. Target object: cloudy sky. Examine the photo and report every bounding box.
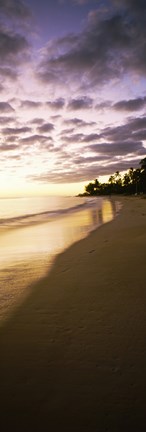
[1,0,146,196]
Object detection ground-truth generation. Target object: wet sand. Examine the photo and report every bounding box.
[0,198,119,320]
[0,196,146,431]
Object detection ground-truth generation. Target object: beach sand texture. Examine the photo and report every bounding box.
[0,196,146,431]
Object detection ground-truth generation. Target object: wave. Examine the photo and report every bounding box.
[0,198,99,229]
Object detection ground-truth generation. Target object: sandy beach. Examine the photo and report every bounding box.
[0,196,146,431]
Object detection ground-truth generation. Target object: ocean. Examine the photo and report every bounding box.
[0,195,121,320]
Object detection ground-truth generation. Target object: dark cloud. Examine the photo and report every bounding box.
[37,123,54,133]
[100,116,146,142]
[82,133,100,143]
[5,135,19,143]
[59,114,146,173]
[66,0,92,4]
[0,67,18,80]
[0,143,18,151]
[116,0,146,14]
[88,141,145,156]
[63,117,96,127]
[95,101,112,111]
[46,98,65,110]
[132,130,146,141]
[59,0,92,4]
[0,28,30,65]
[30,157,142,184]
[30,118,44,125]
[60,127,75,136]
[74,155,110,164]
[128,117,146,131]
[61,132,85,143]
[0,116,14,124]
[37,1,146,88]
[0,102,14,113]
[37,14,127,86]
[1,0,146,188]
[61,132,100,144]
[101,124,133,142]
[67,97,93,110]
[20,100,43,109]
[113,97,146,112]
[18,135,52,145]
[0,0,31,20]
[2,126,31,135]
[51,146,64,153]
[57,114,146,182]
[50,115,61,120]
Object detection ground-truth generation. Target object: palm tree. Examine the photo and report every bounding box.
[94,178,100,192]
[132,168,141,194]
[140,157,146,170]
[123,172,131,193]
[114,171,122,193]
[85,182,95,195]
[140,158,146,193]
[108,175,115,185]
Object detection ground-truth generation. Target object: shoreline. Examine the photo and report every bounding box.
[0,196,146,430]
[0,196,120,321]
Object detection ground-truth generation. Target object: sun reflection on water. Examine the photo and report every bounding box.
[0,198,121,320]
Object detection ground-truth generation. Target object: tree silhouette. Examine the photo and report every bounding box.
[140,158,146,193]
[82,158,146,196]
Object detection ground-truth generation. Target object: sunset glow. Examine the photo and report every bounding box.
[1,0,146,197]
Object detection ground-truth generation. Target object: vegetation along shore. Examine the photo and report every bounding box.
[79,157,146,196]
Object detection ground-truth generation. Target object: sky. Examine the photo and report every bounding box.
[0,0,146,197]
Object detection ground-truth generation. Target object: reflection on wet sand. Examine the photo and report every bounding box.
[0,198,121,320]
[0,199,119,269]
[90,198,119,227]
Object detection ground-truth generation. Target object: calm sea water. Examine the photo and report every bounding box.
[0,195,121,320]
